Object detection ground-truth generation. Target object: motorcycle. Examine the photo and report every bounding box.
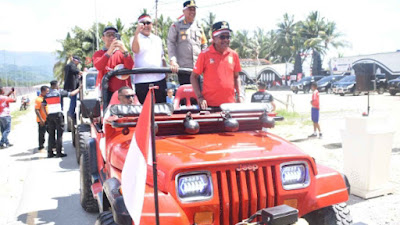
[20,96,30,111]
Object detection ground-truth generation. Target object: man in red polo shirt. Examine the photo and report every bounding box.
[190,21,242,109]
[93,26,134,104]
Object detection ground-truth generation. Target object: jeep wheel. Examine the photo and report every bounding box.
[389,90,397,96]
[71,124,76,147]
[80,150,99,212]
[303,203,352,225]
[303,87,310,94]
[67,116,72,132]
[377,87,385,94]
[339,93,345,96]
[95,211,118,225]
[293,90,298,94]
[75,124,91,164]
[352,88,360,96]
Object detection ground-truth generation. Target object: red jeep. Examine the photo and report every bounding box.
[78,68,352,225]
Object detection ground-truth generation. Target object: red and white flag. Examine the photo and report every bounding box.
[121,89,154,225]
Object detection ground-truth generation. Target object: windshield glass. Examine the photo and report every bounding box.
[86,74,97,89]
[338,75,355,82]
[299,77,312,82]
[317,75,334,83]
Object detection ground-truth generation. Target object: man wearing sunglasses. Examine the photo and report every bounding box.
[167,0,207,85]
[93,26,134,104]
[190,21,242,110]
[117,86,136,105]
[131,14,167,104]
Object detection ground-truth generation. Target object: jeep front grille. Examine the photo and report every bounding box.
[216,166,277,225]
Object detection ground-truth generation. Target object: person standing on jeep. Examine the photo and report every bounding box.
[64,55,82,120]
[167,0,207,85]
[309,82,322,138]
[190,21,242,110]
[0,86,16,149]
[35,86,49,151]
[251,82,276,112]
[131,14,167,104]
[42,80,80,158]
[93,26,134,104]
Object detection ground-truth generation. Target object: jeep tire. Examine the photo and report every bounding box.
[377,86,385,94]
[303,203,352,225]
[75,124,91,164]
[389,90,397,96]
[95,211,118,225]
[80,150,99,212]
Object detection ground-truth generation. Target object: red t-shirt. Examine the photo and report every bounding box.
[0,96,15,117]
[311,89,320,109]
[193,45,242,107]
[93,50,134,93]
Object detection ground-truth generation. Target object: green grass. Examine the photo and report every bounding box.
[275,109,312,126]
[11,105,32,129]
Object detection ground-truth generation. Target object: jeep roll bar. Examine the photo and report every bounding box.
[101,67,193,111]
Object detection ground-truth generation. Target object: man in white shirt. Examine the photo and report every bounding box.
[131,13,167,103]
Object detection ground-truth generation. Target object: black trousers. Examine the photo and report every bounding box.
[135,78,167,104]
[178,71,191,85]
[47,113,64,154]
[38,122,47,149]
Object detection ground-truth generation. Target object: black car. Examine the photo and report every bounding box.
[388,77,400,96]
[290,76,324,94]
[332,75,360,96]
[317,75,345,94]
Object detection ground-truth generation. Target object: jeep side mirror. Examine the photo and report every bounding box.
[81,99,101,119]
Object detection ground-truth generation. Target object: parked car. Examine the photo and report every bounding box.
[332,75,360,96]
[317,75,345,94]
[290,76,324,94]
[70,68,98,163]
[388,77,400,96]
[78,68,352,225]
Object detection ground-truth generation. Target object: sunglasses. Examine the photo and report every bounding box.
[142,22,152,25]
[122,94,135,99]
[218,35,231,40]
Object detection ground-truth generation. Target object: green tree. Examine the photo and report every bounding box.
[202,12,216,42]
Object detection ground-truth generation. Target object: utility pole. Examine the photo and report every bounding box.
[95,0,99,50]
[155,0,159,35]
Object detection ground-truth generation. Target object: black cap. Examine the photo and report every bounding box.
[50,80,58,86]
[103,26,118,35]
[183,0,197,8]
[212,21,232,35]
[72,55,81,63]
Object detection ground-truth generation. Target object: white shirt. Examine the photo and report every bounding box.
[132,33,165,84]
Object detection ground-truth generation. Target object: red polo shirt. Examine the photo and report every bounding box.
[193,45,241,107]
[93,50,134,93]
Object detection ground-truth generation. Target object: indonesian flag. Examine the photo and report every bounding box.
[121,89,154,225]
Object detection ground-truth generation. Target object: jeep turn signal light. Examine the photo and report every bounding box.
[194,211,213,224]
[283,199,298,209]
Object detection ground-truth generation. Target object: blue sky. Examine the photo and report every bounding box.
[1,0,399,62]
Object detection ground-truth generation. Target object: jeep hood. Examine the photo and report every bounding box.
[109,131,313,190]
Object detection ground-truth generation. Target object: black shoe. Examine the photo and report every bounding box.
[308,133,317,138]
[48,153,55,158]
[38,146,44,150]
[56,153,67,158]
[5,143,13,147]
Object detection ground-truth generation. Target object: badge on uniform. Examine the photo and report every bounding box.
[228,56,233,64]
[210,58,214,64]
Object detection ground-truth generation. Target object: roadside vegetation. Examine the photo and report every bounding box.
[54,10,348,82]
[11,105,31,129]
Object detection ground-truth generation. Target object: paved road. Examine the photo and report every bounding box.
[0,97,97,225]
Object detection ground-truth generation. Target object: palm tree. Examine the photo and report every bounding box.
[231,30,252,58]
[202,12,216,42]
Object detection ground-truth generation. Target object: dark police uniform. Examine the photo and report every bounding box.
[251,91,274,103]
[42,89,71,157]
[167,1,207,85]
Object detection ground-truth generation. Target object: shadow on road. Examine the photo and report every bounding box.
[17,194,97,225]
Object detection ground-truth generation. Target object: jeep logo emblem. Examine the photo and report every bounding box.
[236,164,259,172]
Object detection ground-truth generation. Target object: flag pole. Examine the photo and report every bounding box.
[150,89,160,225]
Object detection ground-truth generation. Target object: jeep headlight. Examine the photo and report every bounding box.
[280,162,310,190]
[176,171,213,202]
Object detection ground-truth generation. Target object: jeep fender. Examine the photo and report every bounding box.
[103,178,190,225]
[311,164,349,211]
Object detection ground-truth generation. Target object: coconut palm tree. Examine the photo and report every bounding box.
[202,12,216,42]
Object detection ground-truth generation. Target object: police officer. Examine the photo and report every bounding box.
[167,0,207,85]
[251,82,276,112]
[42,80,80,158]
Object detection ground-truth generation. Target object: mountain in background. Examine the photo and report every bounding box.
[0,50,56,86]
